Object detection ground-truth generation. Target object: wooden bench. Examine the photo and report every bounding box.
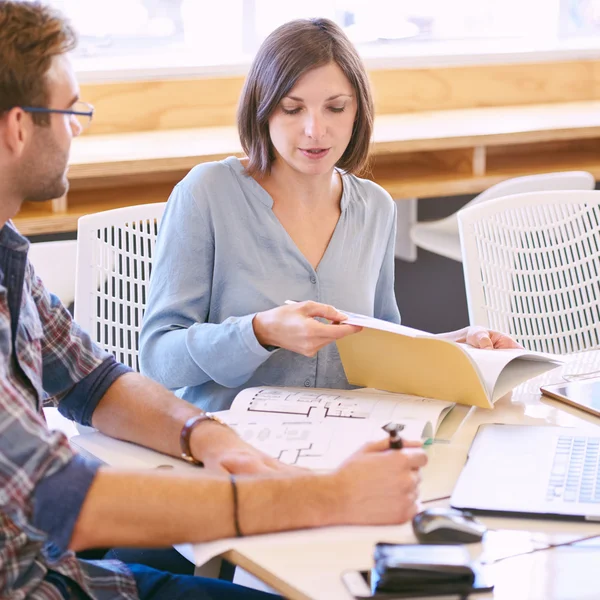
[15,100,600,236]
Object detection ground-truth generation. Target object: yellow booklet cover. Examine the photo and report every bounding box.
[336,313,563,409]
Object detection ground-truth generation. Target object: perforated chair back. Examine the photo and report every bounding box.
[465,171,596,211]
[75,203,167,370]
[458,190,600,355]
[410,171,595,262]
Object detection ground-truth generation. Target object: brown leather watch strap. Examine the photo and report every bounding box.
[180,413,222,465]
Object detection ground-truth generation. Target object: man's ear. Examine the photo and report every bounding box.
[0,108,31,157]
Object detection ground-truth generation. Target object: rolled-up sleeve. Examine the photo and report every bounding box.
[27,262,132,424]
[0,371,97,554]
[32,453,100,553]
[58,356,132,426]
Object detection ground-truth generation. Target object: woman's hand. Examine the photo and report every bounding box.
[439,326,523,350]
[252,301,362,356]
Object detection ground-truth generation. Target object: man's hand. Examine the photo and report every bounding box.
[252,301,362,356]
[191,420,301,475]
[331,438,428,526]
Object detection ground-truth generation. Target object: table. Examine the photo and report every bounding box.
[52,351,600,599]
[184,352,600,599]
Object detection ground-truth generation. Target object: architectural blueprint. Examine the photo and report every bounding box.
[217,387,454,469]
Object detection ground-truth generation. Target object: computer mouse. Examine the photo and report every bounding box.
[412,507,487,544]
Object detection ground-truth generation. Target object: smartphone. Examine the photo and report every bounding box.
[541,379,600,418]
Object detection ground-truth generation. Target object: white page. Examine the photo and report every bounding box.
[342,311,429,337]
[491,356,564,401]
[217,414,401,469]
[217,387,454,468]
[228,386,453,429]
[461,346,564,400]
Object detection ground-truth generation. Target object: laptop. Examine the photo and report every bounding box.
[451,424,600,521]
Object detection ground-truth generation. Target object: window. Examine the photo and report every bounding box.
[42,0,600,78]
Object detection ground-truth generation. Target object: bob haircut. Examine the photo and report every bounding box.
[237,18,374,178]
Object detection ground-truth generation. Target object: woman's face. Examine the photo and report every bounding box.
[268,62,358,177]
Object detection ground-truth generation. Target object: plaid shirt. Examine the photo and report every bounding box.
[0,223,138,599]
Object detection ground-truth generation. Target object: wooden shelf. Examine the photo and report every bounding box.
[15,184,174,236]
[13,100,600,235]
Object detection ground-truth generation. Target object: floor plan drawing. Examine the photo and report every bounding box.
[215,386,456,469]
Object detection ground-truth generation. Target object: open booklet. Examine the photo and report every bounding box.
[336,311,565,409]
[215,386,453,470]
[69,386,453,472]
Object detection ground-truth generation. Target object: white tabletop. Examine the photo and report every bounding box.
[50,350,600,599]
[196,352,600,599]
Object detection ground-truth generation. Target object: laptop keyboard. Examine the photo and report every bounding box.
[547,436,600,503]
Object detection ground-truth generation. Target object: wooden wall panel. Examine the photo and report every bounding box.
[81,76,245,134]
[369,60,599,114]
[80,60,600,135]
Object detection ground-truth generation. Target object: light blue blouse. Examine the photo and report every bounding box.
[139,156,400,411]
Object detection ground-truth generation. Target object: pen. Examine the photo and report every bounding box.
[382,422,404,450]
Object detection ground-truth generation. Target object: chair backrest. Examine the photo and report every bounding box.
[444,171,596,231]
[467,170,596,210]
[28,240,77,307]
[75,203,167,370]
[458,190,600,355]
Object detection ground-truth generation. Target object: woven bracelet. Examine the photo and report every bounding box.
[230,474,243,537]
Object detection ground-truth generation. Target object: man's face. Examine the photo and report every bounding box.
[18,54,82,203]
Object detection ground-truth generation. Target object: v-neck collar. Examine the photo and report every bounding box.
[224,156,349,273]
[224,156,350,212]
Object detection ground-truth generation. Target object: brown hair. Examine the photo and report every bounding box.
[0,0,77,125]
[237,18,374,178]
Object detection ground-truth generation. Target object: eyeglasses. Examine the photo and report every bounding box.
[20,101,94,131]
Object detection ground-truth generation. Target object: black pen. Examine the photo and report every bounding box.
[382,422,404,449]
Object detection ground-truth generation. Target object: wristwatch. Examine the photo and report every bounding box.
[180,412,227,465]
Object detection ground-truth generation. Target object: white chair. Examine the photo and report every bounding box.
[74,203,167,370]
[410,171,596,262]
[458,189,600,355]
[28,240,77,307]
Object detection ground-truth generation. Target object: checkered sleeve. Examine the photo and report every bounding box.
[29,262,113,398]
[0,343,97,593]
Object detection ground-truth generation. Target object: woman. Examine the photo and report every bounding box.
[139,18,518,411]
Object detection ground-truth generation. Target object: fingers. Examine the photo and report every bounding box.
[490,331,523,349]
[402,439,424,448]
[360,438,393,453]
[298,301,348,323]
[401,448,428,470]
[313,322,362,340]
[297,322,362,356]
[467,326,494,349]
[467,326,522,350]
[359,437,423,454]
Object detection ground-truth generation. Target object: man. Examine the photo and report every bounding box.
[0,2,427,599]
